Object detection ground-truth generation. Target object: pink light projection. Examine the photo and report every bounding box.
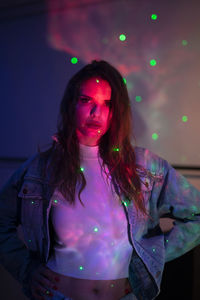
[46,0,200,166]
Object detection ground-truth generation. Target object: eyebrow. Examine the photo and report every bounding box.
[79,94,111,101]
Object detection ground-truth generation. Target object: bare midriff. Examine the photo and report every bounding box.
[51,270,132,300]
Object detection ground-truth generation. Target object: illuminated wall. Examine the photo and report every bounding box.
[47,0,200,166]
[0,0,199,166]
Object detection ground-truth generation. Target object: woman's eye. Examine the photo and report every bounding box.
[79,98,111,107]
[80,98,90,103]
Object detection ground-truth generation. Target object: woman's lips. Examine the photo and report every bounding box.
[87,124,101,129]
[86,122,101,129]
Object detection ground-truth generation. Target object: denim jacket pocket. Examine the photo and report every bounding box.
[18,178,44,200]
[137,169,164,214]
[139,174,154,210]
[18,179,44,252]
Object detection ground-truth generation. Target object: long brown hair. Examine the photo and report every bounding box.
[41,60,146,214]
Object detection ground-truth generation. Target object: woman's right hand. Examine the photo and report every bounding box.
[29,264,59,300]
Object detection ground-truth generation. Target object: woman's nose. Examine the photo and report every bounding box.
[90,104,101,116]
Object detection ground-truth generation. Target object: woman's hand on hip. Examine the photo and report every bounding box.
[29,264,59,300]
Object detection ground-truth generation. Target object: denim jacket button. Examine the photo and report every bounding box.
[23,188,28,194]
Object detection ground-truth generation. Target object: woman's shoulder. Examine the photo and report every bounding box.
[134,145,164,161]
[13,148,54,183]
[134,146,169,176]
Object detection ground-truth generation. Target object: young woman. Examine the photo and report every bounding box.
[0,60,200,300]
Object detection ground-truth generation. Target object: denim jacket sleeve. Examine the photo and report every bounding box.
[157,158,200,262]
[0,155,42,298]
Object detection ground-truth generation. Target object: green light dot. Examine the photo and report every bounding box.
[150,59,157,66]
[71,57,78,64]
[46,290,50,295]
[28,239,32,242]
[182,115,188,122]
[166,239,169,243]
[192,213,195,217]
[94,227,99,232]
[152,248,156,252]
[96,79,100,83]
[152,133,159,140]
[31,201,35,204]
[54,199,58,204]
[151,14,158,20]
[119,34,126,41]
[122,199,130,207]
[80,167,84,172]
[79,266,84,270]
[135,96,142,102]
[113,148,119,152]
[110,284,115,288]
[182,40,188,46]
[123,78,127,84]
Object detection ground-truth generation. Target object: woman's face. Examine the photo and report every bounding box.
[76,77,112,146]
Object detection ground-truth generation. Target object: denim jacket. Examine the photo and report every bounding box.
[0,147,200,300]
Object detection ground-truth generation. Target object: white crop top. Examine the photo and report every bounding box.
[46,143,133,280]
